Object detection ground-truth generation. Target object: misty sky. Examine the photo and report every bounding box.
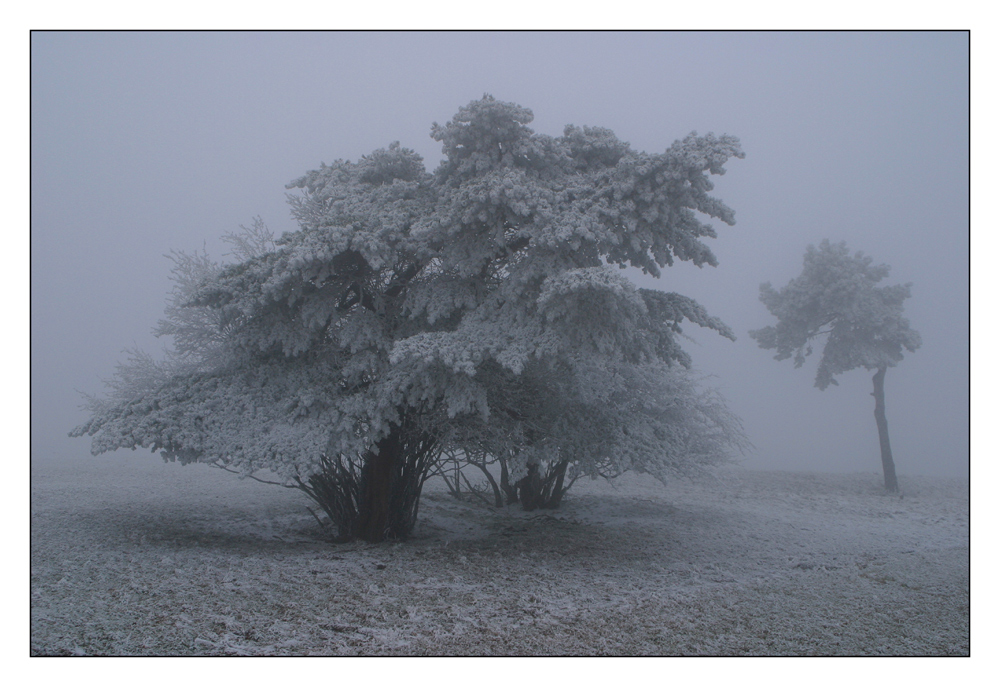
[31,31,969,478]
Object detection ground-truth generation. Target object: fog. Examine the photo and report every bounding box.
[31,31,969,479]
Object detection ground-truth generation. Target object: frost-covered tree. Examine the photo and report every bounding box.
[72,96,747,541]
[749,240,921,491]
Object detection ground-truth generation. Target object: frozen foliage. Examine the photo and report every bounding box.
[72,96,747,540]
[750,240,921,491]
[750,240,921,391]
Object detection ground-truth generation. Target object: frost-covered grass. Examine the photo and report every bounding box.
[30,455,968,656]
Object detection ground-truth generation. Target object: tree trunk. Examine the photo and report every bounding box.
[871,366,899,492]
[515,460,570,510]
[357,431,401,542]
[499,457,519,505]
[516,463,543,511]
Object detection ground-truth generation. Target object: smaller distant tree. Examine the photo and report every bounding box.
[749,240,921,491]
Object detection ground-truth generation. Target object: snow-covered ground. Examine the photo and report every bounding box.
[30,455,968,656]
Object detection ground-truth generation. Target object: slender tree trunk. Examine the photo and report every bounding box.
[469,460,504,507]
[499,456,519,505]
[871,366,899,492]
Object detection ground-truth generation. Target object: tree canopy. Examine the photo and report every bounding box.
[72,95,748,540]
[750,240,921,389]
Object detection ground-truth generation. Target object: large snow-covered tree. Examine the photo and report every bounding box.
[749,240,922,491]
[72,96,747,541]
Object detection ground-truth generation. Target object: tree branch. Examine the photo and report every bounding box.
[210,462,293,488]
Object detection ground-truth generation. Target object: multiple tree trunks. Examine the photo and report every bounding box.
[303,369,906,533]
[304,434,574,541]
[298,419,438,543]
[872,366,899,493]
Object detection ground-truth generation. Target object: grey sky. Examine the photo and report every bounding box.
[31,31,969,478]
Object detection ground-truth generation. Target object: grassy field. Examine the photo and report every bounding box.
[30,455,969,656]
